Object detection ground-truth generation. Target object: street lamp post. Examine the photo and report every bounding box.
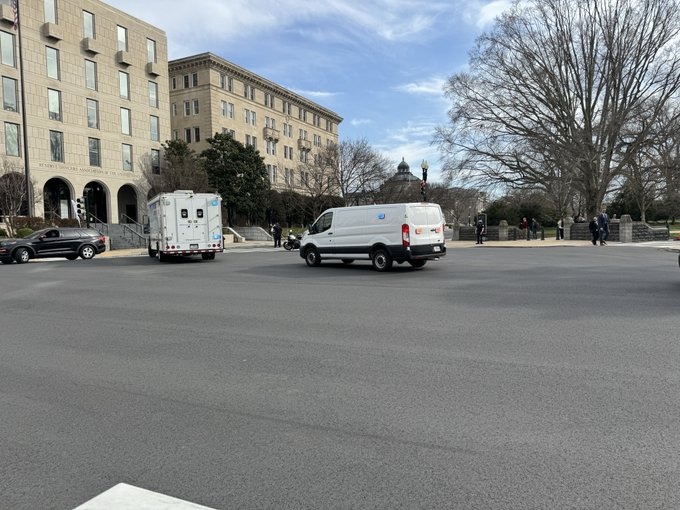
[420,160,428,202]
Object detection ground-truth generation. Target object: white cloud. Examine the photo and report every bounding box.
[395,77,447,96]
[474,0,513,29]
[291,89,340,99]
[351,118,372,127]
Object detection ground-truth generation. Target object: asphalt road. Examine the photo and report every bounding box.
[1,246,679,509]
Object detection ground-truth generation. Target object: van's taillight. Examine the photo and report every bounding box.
[435,226,442,234]
[402,224,410,247]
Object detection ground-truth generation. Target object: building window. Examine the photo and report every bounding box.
[4,122,19,156]
[220,74,232,91]
[192,73,198,87]
[83,11,95,38]
[251,111,256,126]
[151,148,160,174]
[88,137,100,166]
[119,71,130,99]
[171,103,177,116]
[85,60,97,90]
[148,81,158,108]
[282,101,291,115]
[172,77,177,90]
[46,47,60,80]
[228,102,234,119]
[47,88,61,121]
[220,100,227,117]
[2,76,17,112]
[86,98,98,129]
[150,115,159,141]
[120,107,131,135]
[183,75,189,88]
[194,127,200,142]
[172,129,178,140]
[265,93,274,108]
[183,100,190,116]
[184,128,191,143]
[266,140,277,156]
[50,130,63,162]
[117,25,128,52]
[122,143,132,171]
[0,31,15,67]
[267,164,277,183]
[192,99,199,115]
[244,83,255,100]
[244,109,250,124]
[44,0,57,23]
[146,38,156,63]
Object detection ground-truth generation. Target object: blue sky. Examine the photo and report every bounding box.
[107,0,511,183]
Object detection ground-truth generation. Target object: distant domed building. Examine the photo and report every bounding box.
[389,158,421,183]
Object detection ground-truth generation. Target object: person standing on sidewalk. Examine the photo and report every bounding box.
[589,216,599,246]
[597,209,609,246]
[475,219,485,245]
[530,218,539,239]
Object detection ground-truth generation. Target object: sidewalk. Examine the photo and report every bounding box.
[100,238,680,259]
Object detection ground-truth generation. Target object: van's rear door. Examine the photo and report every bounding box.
[408,204,444,246]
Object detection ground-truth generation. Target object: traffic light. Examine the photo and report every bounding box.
[76,197,86,218]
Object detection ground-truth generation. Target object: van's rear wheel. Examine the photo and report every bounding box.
[372,249,392,272]
[305,247,321,267]
[408,259,427,268]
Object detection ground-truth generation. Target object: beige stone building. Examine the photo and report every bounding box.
[168,53,342,193]
[0,0,169,224]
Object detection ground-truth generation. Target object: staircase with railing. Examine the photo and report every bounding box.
[89,214,148,250]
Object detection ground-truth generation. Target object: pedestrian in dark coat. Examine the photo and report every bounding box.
[588,217,599,246]
[272,222,282,247]
[475,219,485,245]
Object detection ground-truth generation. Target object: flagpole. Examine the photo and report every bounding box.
[15,0,33,216]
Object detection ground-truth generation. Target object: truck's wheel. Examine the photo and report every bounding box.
[148,244,157,258]
[201,253,215,260]
[371,249,393,272]
[305,247,321,267]
[158,251,170,262]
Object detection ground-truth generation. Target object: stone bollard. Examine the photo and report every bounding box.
[564,217,574,240]
[452,225,460,241]
[499,220,508,241]
[619,214,633,243]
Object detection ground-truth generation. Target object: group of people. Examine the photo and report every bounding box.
[588,210,610,246]
[519,217,540,239]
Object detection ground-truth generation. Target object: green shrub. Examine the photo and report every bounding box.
[16,227,33,238]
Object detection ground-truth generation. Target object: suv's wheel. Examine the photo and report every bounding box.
[14,248,30,264]
[371,248,393,272]
[305,247,321,267]
[65,255,78,261]
[79,245,96,259]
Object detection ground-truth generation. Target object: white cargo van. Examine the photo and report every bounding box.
[299,203,446,271]
[147,190,223,261]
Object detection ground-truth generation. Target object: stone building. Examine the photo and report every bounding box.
[168,52,342,193]
[0,0,169,224]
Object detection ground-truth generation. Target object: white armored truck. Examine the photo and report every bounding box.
[147,190,223,262]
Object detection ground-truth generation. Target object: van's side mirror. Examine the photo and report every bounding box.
[308,224,317,234]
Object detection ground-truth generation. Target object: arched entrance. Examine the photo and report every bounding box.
[117,184,139,223]
[83,182,108,223]
[43,178,72,222]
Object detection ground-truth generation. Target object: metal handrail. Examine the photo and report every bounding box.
[86,213,109,236]
[120,223,147,247]
[120,213,144,229]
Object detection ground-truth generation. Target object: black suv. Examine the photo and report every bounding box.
[0,227,106,264]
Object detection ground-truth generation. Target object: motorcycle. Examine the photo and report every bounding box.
[283,232,302,251]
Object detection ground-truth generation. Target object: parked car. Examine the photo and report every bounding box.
[0,227,106,264]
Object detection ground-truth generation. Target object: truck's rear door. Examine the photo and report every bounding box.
[175,196,203,247]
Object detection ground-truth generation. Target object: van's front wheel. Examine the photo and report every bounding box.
[372,248,393,272]
[305,247,321,267]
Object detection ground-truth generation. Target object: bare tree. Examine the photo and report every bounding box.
[0,159,34,237]
[318,139,392,206]
[436,0,680,217]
